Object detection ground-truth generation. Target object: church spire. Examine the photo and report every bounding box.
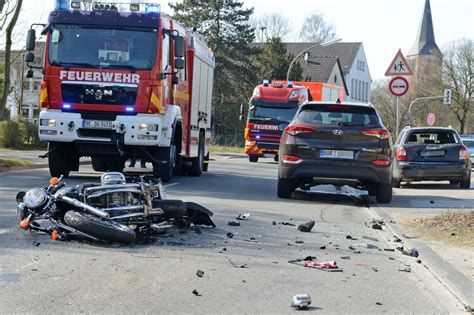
[408,0,441,56]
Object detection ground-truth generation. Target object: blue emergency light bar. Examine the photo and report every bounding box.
[55,0,68,10]
[55,0,161,14]
[287,80,293,88]
[263,79,270,87]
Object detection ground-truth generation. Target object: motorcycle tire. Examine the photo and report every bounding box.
[64,210,136,244]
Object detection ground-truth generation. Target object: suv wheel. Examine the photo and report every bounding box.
[277,178,293,199]
[460,176,471,189]
[375,183,392,203]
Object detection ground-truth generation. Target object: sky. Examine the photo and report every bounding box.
[12,0,474,80]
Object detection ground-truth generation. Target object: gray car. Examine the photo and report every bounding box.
[278,101,393,203]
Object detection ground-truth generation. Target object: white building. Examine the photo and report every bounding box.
[286,42,373,103]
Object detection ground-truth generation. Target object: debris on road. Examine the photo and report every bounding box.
[340,256,351,260]
[244,238,258,243]
[196,270,204,277]
[228,221,240,226]
[346,235,357,240]
[303,256,316,261]
[375,302,383,306]
[291,294,312,310]
[319,246,326,250]
[298,221,315,232]
[279,222,296,226]
[372,223,383,230]
[416,259,422,264]
[192,289,201,296]
[398,267,411,273]
[371,267,379,272]
[383,248,395,252]
[227,257,248,268]
[272,221,277,225]
[430,200,434,204]
[348,246,356,250]
[32,242,40,247]
[368,219,385,230]
[226,232,234,238]
[397,246,419,257]
[295,240,304,244]
[303,260,342,272]
[236,213,250,220]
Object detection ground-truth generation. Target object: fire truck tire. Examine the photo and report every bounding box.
[153,145,176,183]
[48,142,70,178]
[203,152,209,172]
[273,155,279,162]
[277,178,294,199]
[249,155,259,163]
[91,157,107,172]
[189,133,204,176]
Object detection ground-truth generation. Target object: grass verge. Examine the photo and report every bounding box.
[0,158,34,167]
[209,144,243,154]
[404,210,474,247]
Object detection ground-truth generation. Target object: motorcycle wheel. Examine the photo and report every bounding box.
[64,211,136,244]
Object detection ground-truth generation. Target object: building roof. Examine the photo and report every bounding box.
[408,0,442,56]
[285,42,362,74]
[300,56,348,95]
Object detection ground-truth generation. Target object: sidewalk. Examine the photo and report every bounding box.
[0,148,50,166]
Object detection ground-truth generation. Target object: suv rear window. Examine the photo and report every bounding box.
[405,130,459,144]
[297,104,380,127]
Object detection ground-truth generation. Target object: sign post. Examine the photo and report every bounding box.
[385,50,413,137]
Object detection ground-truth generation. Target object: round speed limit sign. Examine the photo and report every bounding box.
[389,76,409,97]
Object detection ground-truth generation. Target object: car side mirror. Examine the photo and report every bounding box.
[174,35,184,58]
[24,51,35,63]
[174,58,185,70]
[26,29,36,51]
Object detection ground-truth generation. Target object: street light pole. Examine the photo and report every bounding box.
[286,38,341,81]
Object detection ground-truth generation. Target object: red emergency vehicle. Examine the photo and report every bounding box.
[244,80,345,162]
[24,1,215,182]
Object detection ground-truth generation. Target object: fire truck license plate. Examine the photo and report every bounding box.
[82,120,113,129]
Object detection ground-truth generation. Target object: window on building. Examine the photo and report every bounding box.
[334,75,337,83]
[355,80,359,100]
[351,78,355,99]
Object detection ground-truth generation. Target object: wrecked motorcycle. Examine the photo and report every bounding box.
[16,172,215,244]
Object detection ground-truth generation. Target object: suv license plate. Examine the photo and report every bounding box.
[82,120,113,129]
[421,150,445,157]
[320,149,353,159]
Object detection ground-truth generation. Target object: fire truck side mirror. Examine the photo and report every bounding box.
[24,51,35,63]
[174,58,185,70]
[174,35,185,58]
[26,29,36,51]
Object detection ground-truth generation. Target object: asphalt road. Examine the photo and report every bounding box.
[0,156,470,313]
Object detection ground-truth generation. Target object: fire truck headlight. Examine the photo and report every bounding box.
[139,123,159,132]
[289,90,299,99]
[40,119,56,127]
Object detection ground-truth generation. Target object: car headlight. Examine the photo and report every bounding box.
[23,188,48,209]
[139,123,159,132]
[40,119,56,127]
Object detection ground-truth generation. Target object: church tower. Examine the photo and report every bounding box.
[406,0,443,94]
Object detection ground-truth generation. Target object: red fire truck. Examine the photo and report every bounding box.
[24,1,214,182]
[244,80,345,162]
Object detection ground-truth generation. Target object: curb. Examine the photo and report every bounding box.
[368,203,473,308]
[0,160,91,174]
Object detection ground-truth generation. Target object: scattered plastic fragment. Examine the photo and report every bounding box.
[236,213,250,220]
[346,235,357,240]
[304,260,340,271]
[303,256,316,261]
[244,238,258,243]
[196,270,204,277]
[298,221,315,232]
[33,242,40,247]
[341,256,351,260]
[415,259,421,264]
[291,294,312,310]
[319,246,326,250]
[192,289,201,296]
[372,223,382,230]
[228,221,240,226]
[226,232,234,238]
[362,236,379,242]
[280,222,296,226]
[371,267,379,272]
[348,246,356,250]
[272,221,276,225]
[397,246,419,257]
[227,258,248,268]
[383,248,395,252]
[375,302,383,305]
[430,200,434,204]
[398,267,411,273]
[295,240,304,244]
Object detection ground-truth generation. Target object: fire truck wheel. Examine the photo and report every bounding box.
[91,157,107,172]
[249,155,259,163]
[189,134,204,176]
[48,142,70,178]
[153,145,176,183]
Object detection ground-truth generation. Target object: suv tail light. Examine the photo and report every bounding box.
[396,146,407,161]
[284,125,316,136]
[361,128,391,139]
[459,146,469,160]
[283,155,302,164]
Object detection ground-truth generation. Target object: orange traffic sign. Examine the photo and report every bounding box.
[385,49,413,76]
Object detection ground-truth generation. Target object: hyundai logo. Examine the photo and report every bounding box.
[333,129,343,136]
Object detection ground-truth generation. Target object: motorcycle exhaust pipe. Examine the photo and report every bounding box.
[59,196,110,219]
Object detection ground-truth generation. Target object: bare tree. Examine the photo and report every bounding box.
[0,0,22,120]
[298,11,337,43]
[250,13,292,42]
[442,38,473,134]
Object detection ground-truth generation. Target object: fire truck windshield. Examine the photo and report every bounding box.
[248,100,299,123]
[48,24,158,70]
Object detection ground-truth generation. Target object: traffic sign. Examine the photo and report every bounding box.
[389,76,409,97]
[443,89,452,105]
[385,49,413,76]
[427,113,436,126]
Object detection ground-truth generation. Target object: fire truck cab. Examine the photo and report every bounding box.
[24,0,214,182]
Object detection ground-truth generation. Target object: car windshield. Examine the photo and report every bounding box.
[48,24,158,70]
[296,104,380,127]
[462,139,474,148]
[405,130,459,144]
[249,100,298,123]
